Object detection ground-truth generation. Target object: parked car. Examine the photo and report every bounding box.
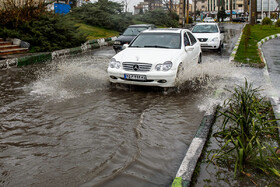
[232,17,247,22]
[224,17,230,22]
[192,22,224,52]
[113,24,155,53]
[108,28,202,88]
[203,17,215,23]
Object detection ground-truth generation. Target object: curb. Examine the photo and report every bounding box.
[0,36,117,69]
[257,34,280,134]
[171,106,216,187]
[229,23,246,63]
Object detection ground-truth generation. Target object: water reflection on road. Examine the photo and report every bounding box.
[0,23,271,186]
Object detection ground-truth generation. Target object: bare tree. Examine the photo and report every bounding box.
[122,0,131,12]
[162,0,179,14]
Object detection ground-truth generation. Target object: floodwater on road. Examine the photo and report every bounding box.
[0,23,272,186]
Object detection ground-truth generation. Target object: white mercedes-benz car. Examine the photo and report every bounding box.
[107,28,202,87]
[192,23,224,52]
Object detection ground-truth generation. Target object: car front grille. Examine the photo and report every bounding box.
[122,62,152,72]
[198,38,208,42]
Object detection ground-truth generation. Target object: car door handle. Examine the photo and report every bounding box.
[185,47,194,52]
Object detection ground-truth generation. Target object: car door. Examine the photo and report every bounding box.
[182,31,194,65]
[187,31,200,63]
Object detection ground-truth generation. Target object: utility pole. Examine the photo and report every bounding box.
[218,0,221,22]
[194,0,197,20]
[179,0,186,27]
[250,0,256,25]
[186,0,189,24]
[230,0,233,21]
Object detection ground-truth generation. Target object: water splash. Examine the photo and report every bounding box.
[29,55,111,101]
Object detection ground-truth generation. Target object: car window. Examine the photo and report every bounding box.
[187,32,197,45]
[130,33,181,49]
[184,33,190,46]
[123,27,148,36]
[192,24,218,33]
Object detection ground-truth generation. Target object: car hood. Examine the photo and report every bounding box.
[116,35,136,43]
[192,32,220,39]
[114,48,181,64]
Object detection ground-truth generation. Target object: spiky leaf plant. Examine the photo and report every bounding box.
[211,79,280,178]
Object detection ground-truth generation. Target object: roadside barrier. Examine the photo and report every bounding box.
[0,36,117,69]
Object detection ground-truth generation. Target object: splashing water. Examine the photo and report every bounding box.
[30,55,111,101]
[28,51,272,112]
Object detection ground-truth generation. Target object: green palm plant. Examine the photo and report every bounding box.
[211,79,280,178]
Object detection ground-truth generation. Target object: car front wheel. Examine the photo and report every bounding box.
[198,53,202,64]
[175,63,184,86]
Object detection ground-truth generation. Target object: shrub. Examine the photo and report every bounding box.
[0,0,47,28]
[0,14,87,52]
[135,9,179,27]
[275,19,280,27]
[211,80,280,177]
[70,1,133,32]
[262,17,272,25]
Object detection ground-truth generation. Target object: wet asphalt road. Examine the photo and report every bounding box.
[0,23,246,187]
[262,38,280,96]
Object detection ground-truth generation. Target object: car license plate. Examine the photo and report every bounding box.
[124,74,146,81]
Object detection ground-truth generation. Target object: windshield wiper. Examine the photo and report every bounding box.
[144,45,169,48]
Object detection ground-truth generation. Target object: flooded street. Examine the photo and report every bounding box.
[1,23,270,186]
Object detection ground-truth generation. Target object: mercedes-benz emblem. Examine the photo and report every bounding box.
[133,64,139,71]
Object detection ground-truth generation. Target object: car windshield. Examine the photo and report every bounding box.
[192,25,218,33]
[123,27,148,36]
[130,33,181,49]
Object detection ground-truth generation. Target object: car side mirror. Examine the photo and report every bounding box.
[220,30,225,33]
[185,46,194,52]
[123,44,129,49]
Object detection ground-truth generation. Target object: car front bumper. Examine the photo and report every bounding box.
[200,41,220,49]
[107,68,177,87]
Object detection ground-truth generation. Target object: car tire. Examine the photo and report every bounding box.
[198,53,202,64]
[217,42,222,53]
[175,63,184,86]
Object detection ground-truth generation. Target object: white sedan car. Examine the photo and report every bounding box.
[192,23,224,52]
[203,17,215,23]
[107,28,202,87]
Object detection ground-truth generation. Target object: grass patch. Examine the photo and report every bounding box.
[76,23,119,40]
[235,24,280,67]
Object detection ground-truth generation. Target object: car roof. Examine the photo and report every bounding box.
[128,24,155,28]
[195,22,218,26]
[141,28,188,34]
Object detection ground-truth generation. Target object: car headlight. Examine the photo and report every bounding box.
[155,64,162,71]
[109,58,121,69]
[114,41,121,45]
[211,37,219,42]
[162,61,172,71]
[155,61,173,71]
